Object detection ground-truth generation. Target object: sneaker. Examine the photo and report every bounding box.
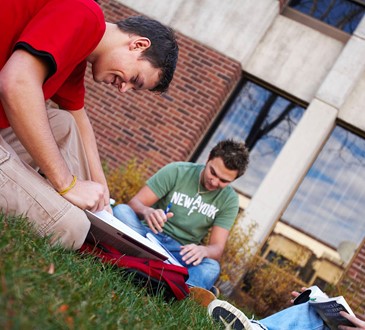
[210,285,220,298]
[208,299,261,330]
[189,286,217,307]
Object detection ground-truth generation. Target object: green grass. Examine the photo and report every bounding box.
[0,213,220,330]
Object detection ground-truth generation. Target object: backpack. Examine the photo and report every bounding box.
[80,241,190,301]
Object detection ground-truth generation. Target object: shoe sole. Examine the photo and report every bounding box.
[208,300,253,330]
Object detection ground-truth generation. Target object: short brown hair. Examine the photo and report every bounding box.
[208,139,249,178]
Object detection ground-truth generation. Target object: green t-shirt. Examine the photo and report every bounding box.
[147,162,239,245]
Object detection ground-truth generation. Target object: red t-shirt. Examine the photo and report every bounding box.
[0,0,106,128]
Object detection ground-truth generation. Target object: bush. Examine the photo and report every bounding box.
[218,215,303,317]
[219,217,258,284]
[239,255,303,317]
[105,158,149,204]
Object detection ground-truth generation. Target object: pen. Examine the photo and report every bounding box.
[164,202,172,214]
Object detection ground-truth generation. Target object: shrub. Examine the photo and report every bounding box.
[219,216,258,284]
[239,255,304,317]
[217,214,303,317]
[105,158,150,204]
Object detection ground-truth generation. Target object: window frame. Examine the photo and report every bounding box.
[190,73,308,162]
[281,0,364,39]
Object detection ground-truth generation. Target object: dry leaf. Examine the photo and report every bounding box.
[58,304,69,313]
[47,263,55,274]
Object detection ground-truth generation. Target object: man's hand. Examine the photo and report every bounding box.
[180,244,207,266]
[61,178,105,212]
[69,109,112,213]
[101,186,112,214]
[338,312,365,330]
[290,287,308,304]
[103,203,113,214]
[290,288,365,330]
[145,208,174,234]
[179,226,229,266]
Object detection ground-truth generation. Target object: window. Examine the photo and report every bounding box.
[265,250,291,266]
[288,0,365,34]
[313,277,330,289]
[283,125,365,258]
[195,78,305,197]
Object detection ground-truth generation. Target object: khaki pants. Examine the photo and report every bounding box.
[0,109,91,249]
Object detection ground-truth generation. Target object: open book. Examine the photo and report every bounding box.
[293,285,355,330]
[85,210,181,266]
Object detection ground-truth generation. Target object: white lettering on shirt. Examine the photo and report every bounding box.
[171,192,219,219]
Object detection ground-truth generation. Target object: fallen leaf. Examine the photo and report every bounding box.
[47,263,55,274]
[58,304,69,313]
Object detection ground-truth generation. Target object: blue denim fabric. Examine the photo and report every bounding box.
[112,204,220,289]
[254,302,330,330]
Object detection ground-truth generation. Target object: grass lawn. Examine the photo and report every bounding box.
[0,213,221,329]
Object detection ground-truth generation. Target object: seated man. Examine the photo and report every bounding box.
[113,139,249,293]
[207,288,365,330]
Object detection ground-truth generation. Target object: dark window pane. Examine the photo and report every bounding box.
[289,0,365,33]
[196,79,305,196]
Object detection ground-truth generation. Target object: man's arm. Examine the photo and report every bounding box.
[128,185,173,233]
[69,109,111,212]
[0,49,105,211]
[180,226,229,266]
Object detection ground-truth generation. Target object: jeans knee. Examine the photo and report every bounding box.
[206,258,220,272]
[115,202,142,220]
[113,204,131,215]
[186,258,221,289]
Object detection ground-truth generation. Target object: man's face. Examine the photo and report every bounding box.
[91,42,161,92]
[201,157,238,191]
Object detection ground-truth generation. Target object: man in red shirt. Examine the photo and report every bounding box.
[0,0,179,249]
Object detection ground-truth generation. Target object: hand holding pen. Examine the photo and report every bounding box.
[163,202,174,223]
[164,202,172,215]
[145,202,174,234]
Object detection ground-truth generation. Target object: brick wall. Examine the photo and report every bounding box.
[345,240,365,318]
[85,0,241,175]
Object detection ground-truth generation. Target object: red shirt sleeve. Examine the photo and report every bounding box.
[17,0,105,110]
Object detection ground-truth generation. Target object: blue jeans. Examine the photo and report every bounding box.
[253,302,330,330]
[113,204,220,290]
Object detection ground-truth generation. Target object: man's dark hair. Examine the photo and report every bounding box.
[208,139,249,178]
[116,16,179,93]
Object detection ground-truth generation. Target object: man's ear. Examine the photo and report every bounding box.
[129,37,151,51]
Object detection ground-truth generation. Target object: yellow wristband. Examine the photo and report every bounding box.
[58,175,77,196]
